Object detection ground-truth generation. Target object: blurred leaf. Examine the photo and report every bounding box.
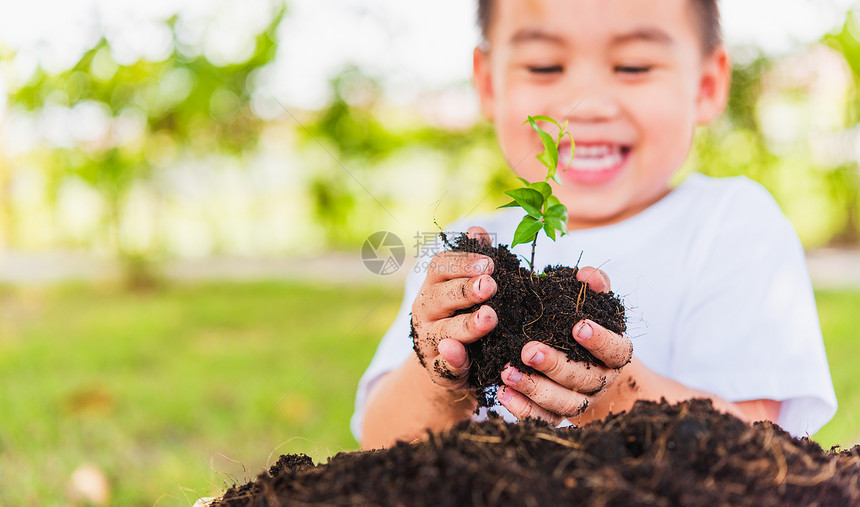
[823,9,860,122]
[4,5,287,259]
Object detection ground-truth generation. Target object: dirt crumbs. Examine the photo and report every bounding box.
[413,233,627,407]
[212,399,859,506]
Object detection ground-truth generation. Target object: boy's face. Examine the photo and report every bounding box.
[473,0,730,228]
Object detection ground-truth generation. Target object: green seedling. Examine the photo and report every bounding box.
[498,115,575,274]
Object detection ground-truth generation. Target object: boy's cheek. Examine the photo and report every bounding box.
[624,85,696,140]
[496,93,555,159]
[500,97,546,132]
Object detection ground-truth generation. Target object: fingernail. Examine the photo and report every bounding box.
[576,321,593,340]
[506,367,522,383]
[528,350,544,366]
[475,259,489,274]
[473,276,483,295]
[498,387,512,403]
[474,306,485,323]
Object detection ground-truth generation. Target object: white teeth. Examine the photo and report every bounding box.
[569,144,623,172]
[577,145,611,157]
[571,151,623,171]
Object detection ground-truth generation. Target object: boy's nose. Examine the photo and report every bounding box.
[563,95,620,123]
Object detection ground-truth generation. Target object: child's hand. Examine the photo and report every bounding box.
[411,226,498,391]
[497,267,634,425]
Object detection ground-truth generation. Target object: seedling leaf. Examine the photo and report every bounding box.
[545,203,569,234]
[545,203,568,220]
[543,221,557,241]
[538,150,558,181]
[545,204,568,235]
[526,116,559,171]
[557,120,569,144]
[544,215,568,235]
[529,115,561,129]
[505,114,574,272]
[512,215,543,247]
[504,188,544,219]
[528,181,552,201]
[560,131,575,168]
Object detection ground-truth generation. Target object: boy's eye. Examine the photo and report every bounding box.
[527,65,563,74]
[615,65,652,74]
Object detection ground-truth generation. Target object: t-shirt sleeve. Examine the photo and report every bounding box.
[350,266,424,443]
[669,179,837,437]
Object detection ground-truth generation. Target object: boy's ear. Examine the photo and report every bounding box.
[473,47,495,120]
[696,46,731,125]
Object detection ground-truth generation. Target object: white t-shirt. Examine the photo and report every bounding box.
[351,174,837,440]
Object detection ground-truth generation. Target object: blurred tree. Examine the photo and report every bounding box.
[299,66,504,248]
[689,14,860,247]
[823,9,860,245]
[694,53,777,181]
[2,4,857,261]
[4,5,285,279]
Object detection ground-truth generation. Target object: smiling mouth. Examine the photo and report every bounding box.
[558,143,631,185]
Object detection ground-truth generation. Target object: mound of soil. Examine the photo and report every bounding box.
[412,233,627,406]
[213,399,859,506]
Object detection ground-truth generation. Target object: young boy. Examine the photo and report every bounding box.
[352,0,837,449]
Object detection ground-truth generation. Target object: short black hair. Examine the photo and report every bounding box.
[477,0,722,54]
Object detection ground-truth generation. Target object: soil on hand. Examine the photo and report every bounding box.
[213,399,859,506]
[413,233,627,406]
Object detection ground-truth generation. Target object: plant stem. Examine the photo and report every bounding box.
[530,234,537,275]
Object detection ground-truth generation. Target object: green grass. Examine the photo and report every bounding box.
[0,282,856,505]
[810,289,860,449]
[0,281,403,506]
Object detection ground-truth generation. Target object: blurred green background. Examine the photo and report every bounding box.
[0,0,859,505]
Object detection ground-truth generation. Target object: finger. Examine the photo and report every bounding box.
[425,251,494,284]
[576,266,611,293]
[431,338,470,389]
[414,275,497,321]
[573,320,633,369]
[467,226,492,246]
[438,338,469,369]
[429,305,497,345]
[521,341,609,395]
[497,386,565,426]
[501,366,592,418]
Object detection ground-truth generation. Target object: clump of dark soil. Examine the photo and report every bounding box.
[213,399,859,506]
[413,233,627,406]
